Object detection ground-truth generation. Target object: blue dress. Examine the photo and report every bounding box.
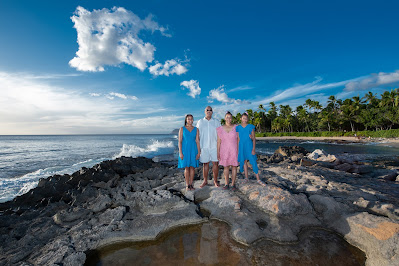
[236,124,259,174]
[178,126,199,168]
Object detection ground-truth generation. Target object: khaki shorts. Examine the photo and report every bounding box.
[200,148,218,163]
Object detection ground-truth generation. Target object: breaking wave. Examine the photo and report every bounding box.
[114,140,175,158]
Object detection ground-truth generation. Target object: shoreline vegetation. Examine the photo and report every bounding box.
[255,128,399,139]
[221,88,399,137]
[255,129,399,146]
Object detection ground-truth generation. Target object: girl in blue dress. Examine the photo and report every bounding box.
[178,114,201,191]
[236,112,266,186]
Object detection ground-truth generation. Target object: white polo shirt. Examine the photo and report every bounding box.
[196,117,221,149]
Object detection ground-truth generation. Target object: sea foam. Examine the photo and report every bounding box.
[0,158,105,203]
[114,140,175,158]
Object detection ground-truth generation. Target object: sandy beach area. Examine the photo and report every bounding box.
[256,136,399,146]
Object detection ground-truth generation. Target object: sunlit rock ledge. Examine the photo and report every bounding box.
[0,149,398,265]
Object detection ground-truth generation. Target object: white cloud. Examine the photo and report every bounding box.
[228,85,254,92]
[149,59,188,76]
[25,73,82,79]
[345,70,399,91]
[69,6,169,72]
[89,92,138,100]
[207,85,250,104]
[180,80,201,98]
[109,92,138,100]
[120,115,183,133]
[252,76,359,106]
[0,71,167,134]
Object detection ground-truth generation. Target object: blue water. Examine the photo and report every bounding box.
[0,135,398,203]
[256,140,399,158]
[0,135,176,203]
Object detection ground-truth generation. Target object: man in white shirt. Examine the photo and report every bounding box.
[196,106,221,187]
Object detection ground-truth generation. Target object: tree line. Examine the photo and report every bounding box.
[221,89,399,133]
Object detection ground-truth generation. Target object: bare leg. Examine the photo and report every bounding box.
[200,163,209,188]
[184,167,190,189]
[212,162,220,187]
[231,166,237,186]
[255,172,266,186]
[189,167,195,189]
[244,160,249,179]
[255,173,260,180]
[223,166,230,186]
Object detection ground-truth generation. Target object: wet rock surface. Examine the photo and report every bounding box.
[87,220,365,266]
[0,148,399,265]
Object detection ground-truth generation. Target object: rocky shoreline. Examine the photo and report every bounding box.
[0,147,398,265]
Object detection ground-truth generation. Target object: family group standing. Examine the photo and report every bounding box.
[178,106,266,191]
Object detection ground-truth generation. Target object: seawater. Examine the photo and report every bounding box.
[0,134,176,203]
[85,220,366,266]
[0,135,398,203]
[256,139,399,158]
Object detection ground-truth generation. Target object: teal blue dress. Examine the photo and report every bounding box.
[178,127,199,168]
[236,124,259,174]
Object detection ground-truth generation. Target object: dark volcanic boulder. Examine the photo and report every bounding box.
[0,157,159,212]
[275,146,309,157]
[260,146,309,164]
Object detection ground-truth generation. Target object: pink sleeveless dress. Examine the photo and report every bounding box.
[216,125,239,166]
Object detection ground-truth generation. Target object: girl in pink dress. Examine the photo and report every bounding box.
[217,111,239,190]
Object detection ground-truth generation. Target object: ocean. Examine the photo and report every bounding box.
[0,134,398,203]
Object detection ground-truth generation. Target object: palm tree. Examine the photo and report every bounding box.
[379,89,399,129]
[234,112,242,125]
[279,105,293,132]
[304,99,313,112]
[267,102,278,131]
[351,96,365,129]
[363,91,377,106]
[313,101,322,113]
[257,104,266,132]
[295,105,309,132]
[327,95,338,108]
[254,113,262,132]
[326,95,341,131]
[246,109,254,124]
[340,98,356,132]
[318,107,334,131]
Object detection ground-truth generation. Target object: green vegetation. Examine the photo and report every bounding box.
[256,129,399,138]
[220,88,399,138]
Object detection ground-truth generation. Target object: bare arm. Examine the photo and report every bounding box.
[217,135,221,161]
[178,127,183,160]
[251,129,256,155]
[196,128,201,160]
[237,134,240,155]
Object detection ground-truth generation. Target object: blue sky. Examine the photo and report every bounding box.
[1,0,399,134]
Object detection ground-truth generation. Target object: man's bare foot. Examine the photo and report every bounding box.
[214,180,220,187]
[200,181,208,188]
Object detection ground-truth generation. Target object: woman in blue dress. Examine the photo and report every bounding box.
[178,114,201,191]
[236,112,266,186]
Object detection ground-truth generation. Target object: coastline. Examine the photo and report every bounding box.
[0,150,398,265]
[256,136,399,146]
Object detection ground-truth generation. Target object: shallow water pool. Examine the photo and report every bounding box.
[85,220,365,266]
